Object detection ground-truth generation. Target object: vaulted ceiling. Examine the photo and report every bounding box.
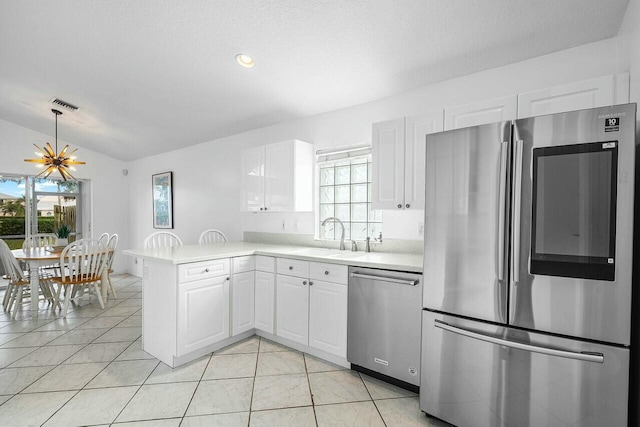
[0,0,630,161]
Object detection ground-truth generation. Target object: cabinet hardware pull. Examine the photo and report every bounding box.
[204,268,210,273]
[260,207,264,211]
[303,280,307,285]
[289,266,293,270]
[397,204,402,208]
[264,207,268,211]
[405,204,410,208]
[309,281,313,286]
[324,271,329,275]
[226,277,230,281]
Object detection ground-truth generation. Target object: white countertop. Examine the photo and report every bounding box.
[123,241,423,273]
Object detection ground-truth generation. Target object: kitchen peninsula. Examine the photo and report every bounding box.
[123,242,422,368]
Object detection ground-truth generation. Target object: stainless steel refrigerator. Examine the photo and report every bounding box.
[420,103,637,427]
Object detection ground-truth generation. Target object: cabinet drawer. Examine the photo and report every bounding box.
[309,262,348,285]
[178,259,230,283]
[255,255,275,273]
[232,256,255,274]
[276,258,309,278]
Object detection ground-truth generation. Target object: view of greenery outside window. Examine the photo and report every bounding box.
[319,157,382,241]
[0,176,81,250]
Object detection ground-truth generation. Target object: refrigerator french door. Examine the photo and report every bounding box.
[421,103,636,427]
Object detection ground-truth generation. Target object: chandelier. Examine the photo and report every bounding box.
[24,109,85,181]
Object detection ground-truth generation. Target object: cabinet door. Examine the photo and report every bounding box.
[254,271,275,334]
[309,280,348,357]
[265,141,294,212]
[405,111,444,210]
[241,146,265,211]
[276,274,309,345]
[444,95,517,130]
[232,271,255,336]
[372,118,406,210]
[177,276,230,356]
[517,73,629,119]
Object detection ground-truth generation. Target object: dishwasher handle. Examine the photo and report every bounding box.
[350,272,418,286]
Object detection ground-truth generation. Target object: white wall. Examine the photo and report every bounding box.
[619,0,640,121]
[127,34,630,272]
[0,118,130,272]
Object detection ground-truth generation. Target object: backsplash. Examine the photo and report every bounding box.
[243,232,423,254]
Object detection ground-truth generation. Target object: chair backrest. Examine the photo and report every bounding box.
[106,233,119,269]
[198,229,228,245]
[59,239,108,283]
[22,233,57,250]
[97,232,110,247]
[0,239,28,284]
[144,232,183,249]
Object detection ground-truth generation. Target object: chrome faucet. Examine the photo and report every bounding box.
[321,217,346,250]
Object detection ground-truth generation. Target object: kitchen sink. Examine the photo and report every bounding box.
[290,247,335,256]
[326,251,369,259]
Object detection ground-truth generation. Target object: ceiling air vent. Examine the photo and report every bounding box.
[49,97,80,112]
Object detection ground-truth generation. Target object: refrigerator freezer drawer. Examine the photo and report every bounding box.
[421,311,629,427]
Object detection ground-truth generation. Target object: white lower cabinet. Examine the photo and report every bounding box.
[255,270,275,334]
[275,258,348,358]
[276,274,310,345]
[177,275,230,357]
[232,270,255,336]
[308,280,348,357]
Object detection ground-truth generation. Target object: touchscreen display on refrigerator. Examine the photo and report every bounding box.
[530,141,618,281]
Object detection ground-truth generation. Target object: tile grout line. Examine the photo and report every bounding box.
[303,352,320,426]
[178,350,216,422]
[0,279,145,425]
[4,280,141,425]
[246,336,263,425]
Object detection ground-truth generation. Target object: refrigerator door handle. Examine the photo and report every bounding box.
[434,320,604,363]
[497,141,508,281]
[511,139,524,281]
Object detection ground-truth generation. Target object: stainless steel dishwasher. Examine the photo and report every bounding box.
[347,266,422,390]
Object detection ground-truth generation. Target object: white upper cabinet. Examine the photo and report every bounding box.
[372,118,404,210]
[241,146,265,212]
[517,73,630,119]
[372,111,444,210]
[444,95,517,130]
[241,139,313,212]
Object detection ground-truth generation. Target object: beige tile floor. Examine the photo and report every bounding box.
[0,274,452,427]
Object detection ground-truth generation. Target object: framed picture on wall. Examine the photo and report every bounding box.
[152,171,173,229]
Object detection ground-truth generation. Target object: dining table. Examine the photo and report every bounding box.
[11,247,110,318]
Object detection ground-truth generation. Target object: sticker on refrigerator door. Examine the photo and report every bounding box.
[604,118,620,132]
[374,358,389,366]
[408,367,418,376]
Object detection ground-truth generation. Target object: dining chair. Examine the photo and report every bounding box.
[52,239,108,318]
[22,233,60,280]
[144,231,183,249]
[198,229,228,244]
[103,233,118,299]
[97,232,109,247]
[0,239,57,318]
[22,233,57,250]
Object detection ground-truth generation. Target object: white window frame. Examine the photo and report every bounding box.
[316,146,382,242]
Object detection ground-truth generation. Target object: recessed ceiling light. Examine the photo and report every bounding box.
[235,53,255,68]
